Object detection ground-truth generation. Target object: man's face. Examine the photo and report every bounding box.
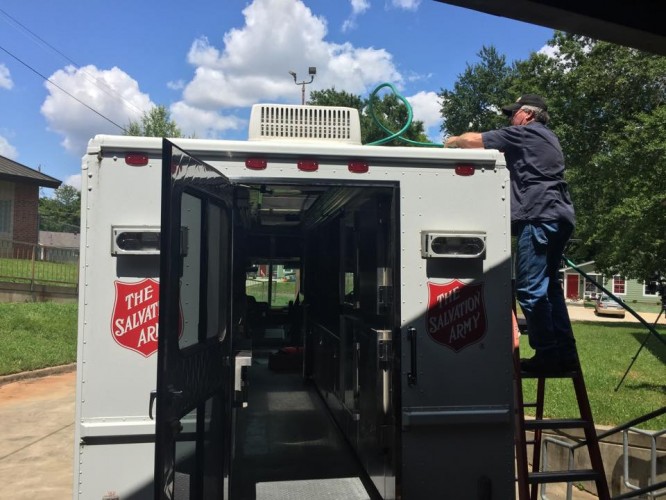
[510,108,532,126]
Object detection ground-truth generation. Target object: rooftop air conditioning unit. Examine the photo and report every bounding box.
[248,104,361,145]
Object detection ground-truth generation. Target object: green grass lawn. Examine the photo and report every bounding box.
[520,321,666,430]
[1,301,663,431]
[246,279,298,307]
[0,302,78,375]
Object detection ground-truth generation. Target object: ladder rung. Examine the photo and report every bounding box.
[523,402,538,408]
[525,418,590,430]
[520,370,578,379]
[529,469,600,484]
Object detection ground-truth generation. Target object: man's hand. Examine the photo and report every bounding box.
[444,136,460,148]
[443,132,484,149]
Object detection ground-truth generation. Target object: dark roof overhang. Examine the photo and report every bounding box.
[433,0,666,56]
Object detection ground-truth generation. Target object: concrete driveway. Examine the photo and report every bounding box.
[0,369,75,500]
[566,302,664,325]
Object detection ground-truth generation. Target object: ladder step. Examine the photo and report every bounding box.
[520,370,578,379]
[528,469,600,484]
[525,418,590,430]
[523,402,538,408]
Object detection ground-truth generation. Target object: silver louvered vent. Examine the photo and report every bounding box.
[248,104,361,144]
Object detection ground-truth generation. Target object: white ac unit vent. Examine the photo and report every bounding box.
[248,104,361,144]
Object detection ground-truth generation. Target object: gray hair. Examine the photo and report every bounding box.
[521,105,550,124]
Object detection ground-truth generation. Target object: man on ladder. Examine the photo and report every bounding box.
[446,94,611,499]
[445,93,577,372]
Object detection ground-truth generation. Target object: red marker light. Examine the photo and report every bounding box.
[455,164,475,176]
[348,161,369,173]
[125,153,149,166]
[245,158,267,170]
[298,160,318,172]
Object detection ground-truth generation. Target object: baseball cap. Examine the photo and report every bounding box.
[501,94,548,116]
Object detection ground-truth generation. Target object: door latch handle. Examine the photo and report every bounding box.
[149,390,157,420]
[407,327,417,386]
[149,387,183,419]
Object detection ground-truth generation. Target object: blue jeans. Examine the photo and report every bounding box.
[515,221,577,360]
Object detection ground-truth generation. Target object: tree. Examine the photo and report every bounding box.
[126,105,182,137]
[307,88,364,109]
[439,46,516,136]
[308,88,428,146]
[364,92,429,145]
[39,185,81,233]
[586,106,666,278]
[438,35,666,279]
[533,35,666,277]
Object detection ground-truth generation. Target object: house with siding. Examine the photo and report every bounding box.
[561,260,662,306]
[0,154,61,244]
[38,231,80,262]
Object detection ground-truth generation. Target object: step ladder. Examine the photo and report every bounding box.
[513,331,611,499]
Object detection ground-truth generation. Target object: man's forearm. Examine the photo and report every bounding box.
[444,132,484,149]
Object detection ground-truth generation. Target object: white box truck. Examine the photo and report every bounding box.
[73,104,514,499]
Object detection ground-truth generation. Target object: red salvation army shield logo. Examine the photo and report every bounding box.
[112,279,160,357]
[426,280,487,352]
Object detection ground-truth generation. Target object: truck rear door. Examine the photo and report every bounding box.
[154,139,235,499]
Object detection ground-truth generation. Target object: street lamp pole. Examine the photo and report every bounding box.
[289,67,317,105]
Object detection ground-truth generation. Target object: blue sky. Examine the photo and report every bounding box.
[0,0,554,192]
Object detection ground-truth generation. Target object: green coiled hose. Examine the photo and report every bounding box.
[365,82,443,148]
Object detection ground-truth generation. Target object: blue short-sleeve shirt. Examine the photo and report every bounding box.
[482,122,575,227]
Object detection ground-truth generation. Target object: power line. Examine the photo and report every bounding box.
[0,7,146,120]
[0,44,128,132]
[0,8,79,69]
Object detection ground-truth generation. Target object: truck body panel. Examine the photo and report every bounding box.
[74,118,514,499]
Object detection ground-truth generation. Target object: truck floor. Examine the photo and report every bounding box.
[231,351,373,500]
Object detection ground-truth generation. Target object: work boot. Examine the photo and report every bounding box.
[520,352,579,375]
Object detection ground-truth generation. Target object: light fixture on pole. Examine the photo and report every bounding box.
[289,67,316,105]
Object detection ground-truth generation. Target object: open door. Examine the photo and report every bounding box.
[155,139,234,499]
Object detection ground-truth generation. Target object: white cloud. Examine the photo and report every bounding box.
[0,135,18,159]
[40,0,408,153]
[0,64,12,90]
[170,101,245,139]
[175,0,402,121]
[391,0,420,10]
[341,19,355,32]
[40,65,153,155]
[406,71,433,83]
[351,0,370,14]
[407,90,441,141]
[64,174,81,191]
[167,79,185,91]
[342,0,370,32]
[407,91,441,129]
[538,44,559,58]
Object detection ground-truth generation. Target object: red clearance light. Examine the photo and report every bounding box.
[125,153,149,166]
[455,164,475,176]
[348,161,369,173]
[245,158,267,170]
[298,160,318,172]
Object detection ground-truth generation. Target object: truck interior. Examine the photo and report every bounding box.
[225,180,398,499]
